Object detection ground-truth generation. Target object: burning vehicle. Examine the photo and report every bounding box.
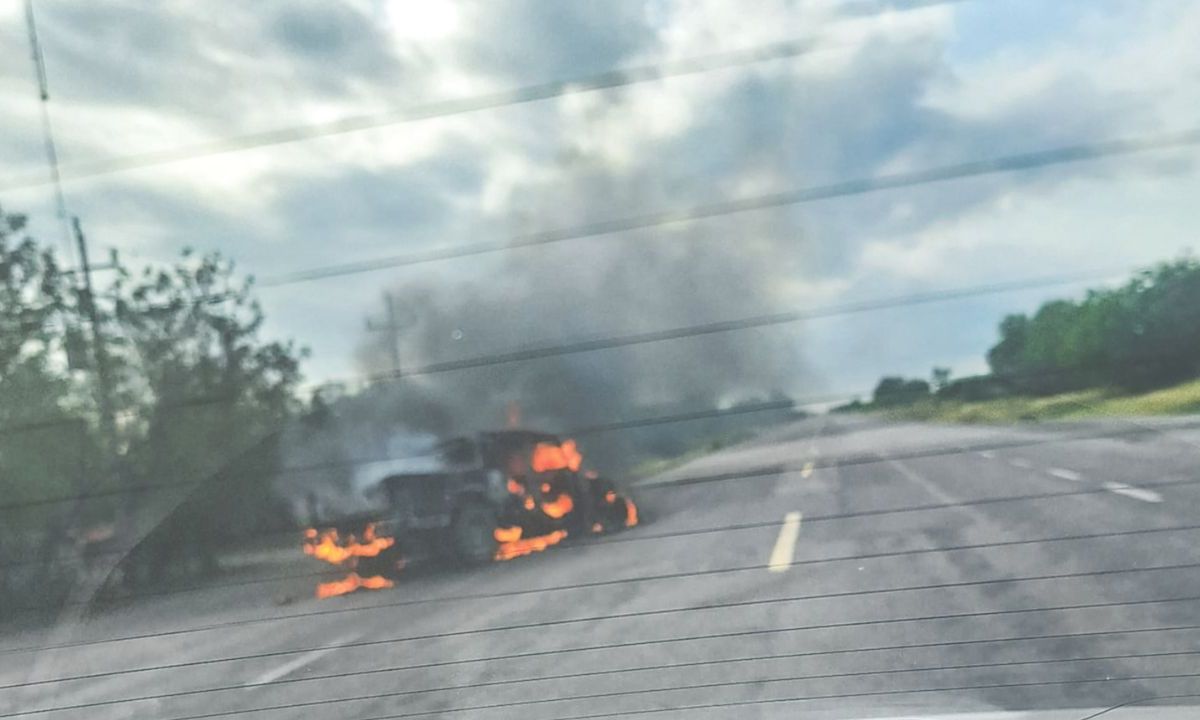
[299,430,637,597]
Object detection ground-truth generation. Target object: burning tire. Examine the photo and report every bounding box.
[355,544,406,580]
[586,477,639,534]
[451,497,499,565]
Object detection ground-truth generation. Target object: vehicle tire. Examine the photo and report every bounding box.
[588,477,636,533]
[356,544,406,580]
[451,498,499,565]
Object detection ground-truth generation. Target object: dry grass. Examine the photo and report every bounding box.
[883,379,1200,424]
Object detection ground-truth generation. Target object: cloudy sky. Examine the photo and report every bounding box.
[1,0,1198,414]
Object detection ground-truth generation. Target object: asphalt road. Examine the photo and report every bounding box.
[3,414,1200,720]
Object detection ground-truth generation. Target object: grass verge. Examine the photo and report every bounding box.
[880,378,1200,424]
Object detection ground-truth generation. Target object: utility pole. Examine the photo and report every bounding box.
[365,292,413,376]
[72,220,117,436]
[72,219,124,499]
[25,1,122,492]
[17,5,132,678]
[24,0,75,265]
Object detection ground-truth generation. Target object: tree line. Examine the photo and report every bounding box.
[858,256,1200,408]
[0,206,305,607]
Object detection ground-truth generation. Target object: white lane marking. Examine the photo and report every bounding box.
[800,461,815,478]
[979,450,996,459]
[768,512,803,573]
[244,631,362,688]
[1010,458,1032,469]
[1103,481,1163,504]
[1048,468,1083,482]
[886,457,960,507]
[885,455,1001,536]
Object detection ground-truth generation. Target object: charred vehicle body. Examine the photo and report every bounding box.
[302,430,637,588]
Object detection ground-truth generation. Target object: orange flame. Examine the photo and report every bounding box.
[495,529,568,561]
[541,493,575,519]
[315,572,394,599]
[604,490,617,503]
[303,523,395,566]
[507,478,525,495]
[624,497,639,528]
[493,526,523,543]
[531,439,582,473]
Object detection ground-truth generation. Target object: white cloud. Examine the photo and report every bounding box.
[861,168,1200,284]
[1,0,1196,398]
[925,0,1200,131]
[384,0,460,42]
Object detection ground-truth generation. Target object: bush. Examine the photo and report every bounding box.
[872,376,930,406]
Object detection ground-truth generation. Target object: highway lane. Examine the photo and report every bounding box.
[2,414,1199,719]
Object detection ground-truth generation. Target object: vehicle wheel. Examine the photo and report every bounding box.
[357,544,406,580]
[451,498,499,565]
[588,478,637,532]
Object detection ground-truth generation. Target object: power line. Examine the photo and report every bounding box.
[0,376,1190,544]
[255,128,1200,287]
[14,592,1195,696]
[363,271,1120,381]
[8,560,1198,674]
[17,624,1199,715]
[5,421,1198,603]
[542,674,1200,720]
[0,139,1186,499]
[8,536,1199,704]
[0,406,780,513]
[0,262,1123,462]
[3,413,1196,574]
[0,317,1139,515]
[22,0,75,264]
[0,415,86,438]
[4,376,1192,611]
[18,596,1195,704]
[11,508,1198,621]
[0,403,1169,573]
[27,645,1195,720]
[2,567,333,615]
[572,397,804,435]
[0,0,970,194]
[628,424,1200,493]
[320,655,1200,720]
[5,399,1197,586]
[1079,695,1200,720]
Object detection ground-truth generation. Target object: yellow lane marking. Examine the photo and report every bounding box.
[768,512,803,573]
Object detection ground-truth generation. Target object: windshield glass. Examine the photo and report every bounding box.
[2,1,1199,719]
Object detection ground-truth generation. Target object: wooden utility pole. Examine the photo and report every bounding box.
[72,220,125,501]
[365,292,412,376]
[72,221,117,432]
[24,0,75,263]
[26,1,123,512]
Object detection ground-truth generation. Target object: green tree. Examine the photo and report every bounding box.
[0,209,107,607]
[110,250,306,581]
[872,376,930,406]
[984,257,1200,395]
[987,314,1029,379]
[1103,259,1200,389]
[0,210,82,510]
[0,210,307,597]
[931,367,951,393]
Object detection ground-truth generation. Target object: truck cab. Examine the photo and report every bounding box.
[366,430,635,566]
